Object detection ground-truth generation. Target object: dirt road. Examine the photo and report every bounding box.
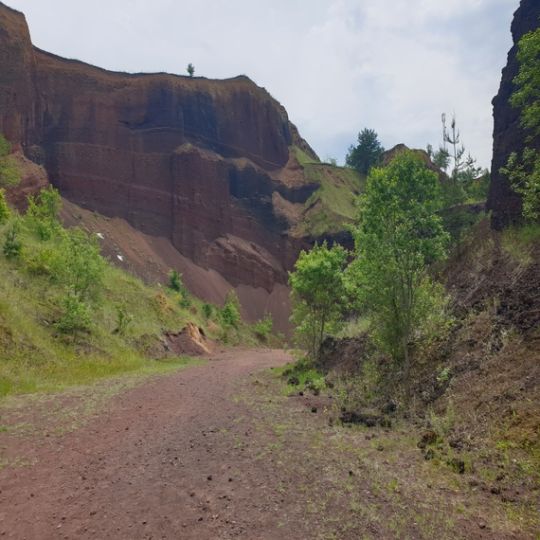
[0,349,298,540]
[0,348,536,539]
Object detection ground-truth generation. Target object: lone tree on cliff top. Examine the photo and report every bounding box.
[187,63,195,77]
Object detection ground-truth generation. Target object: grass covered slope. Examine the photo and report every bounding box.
[0,187,260,398]
[291,146,364,237]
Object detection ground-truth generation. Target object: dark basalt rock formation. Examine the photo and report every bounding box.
[0,2,319,301]
[487,0,540,229]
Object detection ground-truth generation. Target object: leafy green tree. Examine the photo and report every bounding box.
[289,242,348,359]
[0,188,10,224]
[349,150,448,388]
[346,128,385,175]
[502,28,540,220]
[187,63,195,77]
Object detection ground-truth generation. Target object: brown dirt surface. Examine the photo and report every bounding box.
[0,349,537,539]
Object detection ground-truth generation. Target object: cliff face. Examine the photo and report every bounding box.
[0,2,322,316]
[488,0,540,229]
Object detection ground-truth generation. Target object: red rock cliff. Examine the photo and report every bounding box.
[487,0,540,229]
[0,2,319,305]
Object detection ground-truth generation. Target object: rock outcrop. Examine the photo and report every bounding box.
[0,2,326,328]
[487,0,540,229]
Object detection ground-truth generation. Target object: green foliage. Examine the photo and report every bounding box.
[52,228,105,301]
[253,314,273,341]
[298,162,363,236]
[27,186,62,240]
[511,28,540,137]
[55,291,92,334]
[0,135,20,188]
[202,303,214,320]
[346,128,385,175]
[503,28,540,221]
[289,242,348,359]
[113,305,133,336]
[427,144,450,171]
[187,63,195,77]
[3,224,22,259]
[276,359,326,396]
[501,222,540,265]
[0,134,10,157]
[501,149,540,220]
[428,115,486,207]
[349,150,449,380]
[0,188,10,224]
[220,291,241,329]
[169,269,182,292]
[169,269,191,306]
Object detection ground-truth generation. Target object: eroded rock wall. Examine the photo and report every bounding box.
[0,2,317,306]
[488,0,540,229]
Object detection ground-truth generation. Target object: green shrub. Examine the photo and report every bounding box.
[169,269,182,292]
[0,134,10,157]
[113,305,132,336]
[25,247,56,275]
[253,314,273,341]
[51,228,105,300]
[202,303,214,319]
[55,292,92,334]
[0,188,10,224]
[179,293,192,309]
[26,186,62,240]
[3,225,22,259]
[221,291,241,329]
[169,269,191,307]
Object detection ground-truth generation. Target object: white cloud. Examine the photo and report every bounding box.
[8,0,518,167]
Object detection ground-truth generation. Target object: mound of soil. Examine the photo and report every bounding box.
[165,323,214,357]
[317,334,372,374]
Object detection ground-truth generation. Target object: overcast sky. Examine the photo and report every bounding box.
[8,0,518,168]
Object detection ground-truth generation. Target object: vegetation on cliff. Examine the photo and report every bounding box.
[292,146,363,237]
[501,27,540,221]
[290,150,451,391]
[0,179,266,398]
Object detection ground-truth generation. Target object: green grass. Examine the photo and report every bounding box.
[0,205,258,398]
[291,146,364,237]
[272,360,326,396]
[501,223,540,265]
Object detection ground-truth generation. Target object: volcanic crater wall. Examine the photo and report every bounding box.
[488,0,540,228]
[0,2,318,311]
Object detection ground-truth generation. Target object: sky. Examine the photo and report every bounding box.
[7,0,519,168]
